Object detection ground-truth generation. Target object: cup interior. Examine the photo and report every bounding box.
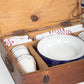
[11,45,28,53]
[78,32,84,37]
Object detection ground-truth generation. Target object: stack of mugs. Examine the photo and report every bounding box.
[78,31,84,41]
[11,45,36,73]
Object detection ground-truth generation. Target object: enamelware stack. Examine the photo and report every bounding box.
[11,45,36,73]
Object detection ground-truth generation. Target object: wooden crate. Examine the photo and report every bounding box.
[0,0,84,84]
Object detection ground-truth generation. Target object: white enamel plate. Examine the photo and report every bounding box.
[37,35,84,61]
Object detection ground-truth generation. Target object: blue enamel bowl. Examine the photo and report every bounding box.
[37,35,84,66]
[37,50,84,66]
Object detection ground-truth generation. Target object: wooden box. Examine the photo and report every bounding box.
[0,0,84,84]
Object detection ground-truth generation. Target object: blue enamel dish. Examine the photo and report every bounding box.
[37,35,84,66]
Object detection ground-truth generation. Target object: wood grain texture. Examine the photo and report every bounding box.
[0,0,84,84]
[22,39,84,84]
[0,0,81,35]
[0,41,22,84]
[22,59,84,84]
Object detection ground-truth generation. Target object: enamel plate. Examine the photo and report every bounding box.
[37,35,84,61]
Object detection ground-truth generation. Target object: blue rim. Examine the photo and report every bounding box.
[37,50,84,67]
[81,4,84,7]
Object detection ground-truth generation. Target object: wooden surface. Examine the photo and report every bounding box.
[22,39,84,84]
[0,0,81,36]
[23,59,84,84]
[0,41,22,84]
[1,36,84,84]
[0,0,84,84]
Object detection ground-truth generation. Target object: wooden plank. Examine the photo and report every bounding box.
[23,60,84,84]
[0,0,81,35]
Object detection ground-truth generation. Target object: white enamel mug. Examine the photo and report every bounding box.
[11,45,29,53]
[78,31,84,41]
[17,57,36,73]
[11,45,30,58]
